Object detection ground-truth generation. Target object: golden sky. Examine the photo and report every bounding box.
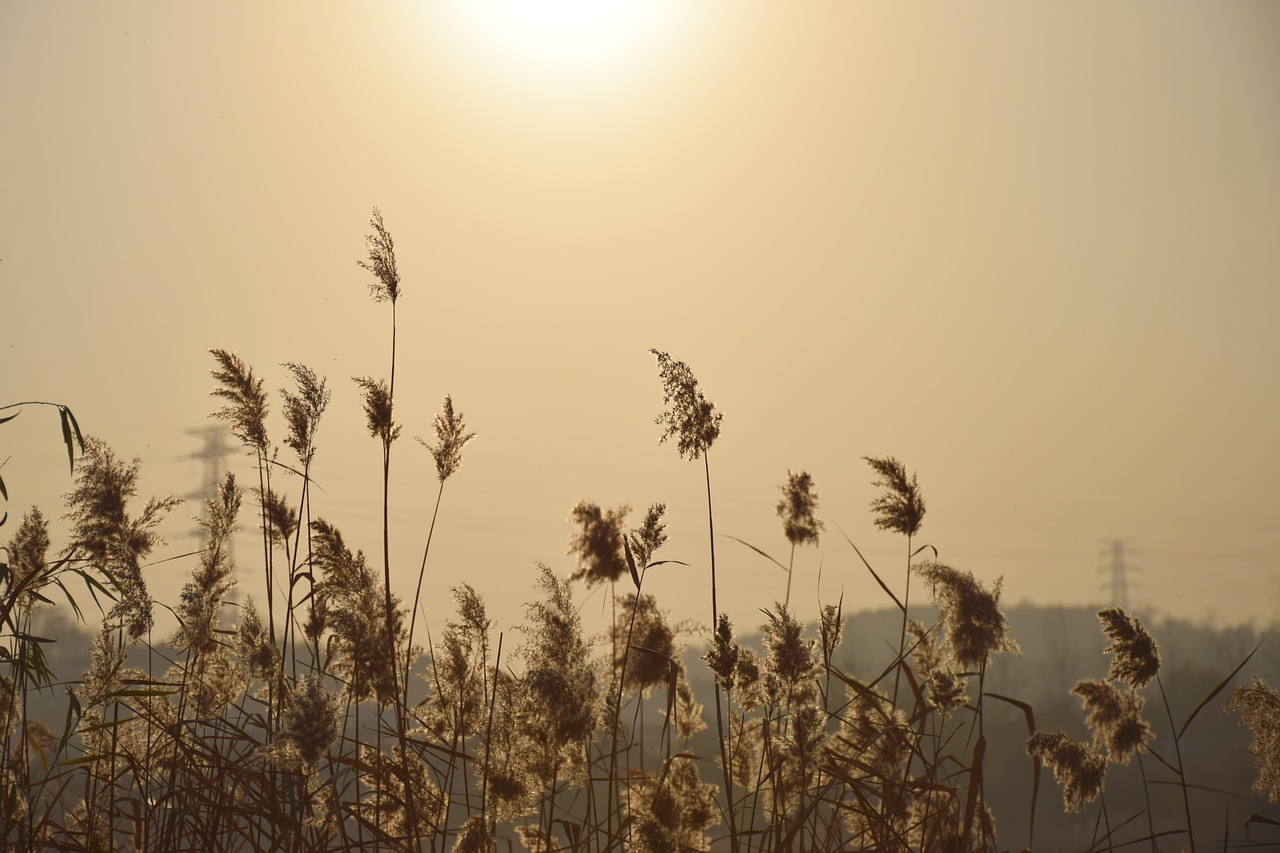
[4,2,1279,637]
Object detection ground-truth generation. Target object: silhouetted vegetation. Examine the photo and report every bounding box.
[2,216,1278,852]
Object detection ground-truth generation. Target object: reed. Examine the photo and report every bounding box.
[2,226,1276,853]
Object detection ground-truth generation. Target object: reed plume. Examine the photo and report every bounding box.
[210,349,269,453]
[566,501,630,587]
[353,376,400,446]
[1097,607,1160,689]
[649,348,737,850]
[1226,676,1280,802]
[863,456,924,537]
[5,507,49,615]
[406,396,477,711]
[358,207,400,305]
[1026,730,1106,812]
[419,394,476,482]
[628,503,668,570]
[914,561,1019,671]
[64,436,178,639]
[777,470,823,607]
[1072,678,1153,765]
[281,361,329,467]
[650,349,722,461]
[777,470,823,547]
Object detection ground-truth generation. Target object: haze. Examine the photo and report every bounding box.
[3,2,1278,638]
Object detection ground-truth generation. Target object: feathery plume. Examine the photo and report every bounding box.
[174,472,241,660]
[280,362,329,466]
[257,486,298,550]
[907,620,969,716]
[64,436,179,639]
[650,349,722,460]
[914,561,1019,671]
[673,674,707,741]
[777,470,824,546]
[1097,607,1160,688]
[210,349,269,453]
[1027,730,1107,812]
[864,456,925,537]
[704,614,740,693]
[417,395,476,482]
[611,593,677,693]
[641,759,720,852]
[281,673,340,769]
[452,816,495,853]
[1072,678,1154,765]
[819,602,844,667]
[353,376,400,446]
[6,507,50,612]
[1226,676,1280,802]
[566,501,629,587]
[520,564,597,779]
[628,503,668,569]
[358,207,400,304]
[237,596,278,682]
[761,603,818,691]
[308,518,402,704]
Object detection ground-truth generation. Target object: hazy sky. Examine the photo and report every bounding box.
[4,2,1279,641]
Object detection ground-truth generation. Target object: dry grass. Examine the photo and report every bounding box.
[1,228,1276,853]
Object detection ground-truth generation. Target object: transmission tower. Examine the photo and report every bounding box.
[184,425,234,543]
[1099,539,1139,610]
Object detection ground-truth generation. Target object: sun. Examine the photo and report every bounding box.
[432,0,690,89]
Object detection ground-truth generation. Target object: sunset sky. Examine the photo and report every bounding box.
[4,2,1279,641]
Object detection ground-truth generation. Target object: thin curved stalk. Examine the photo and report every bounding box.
[1157,673,1196,853]
[405,478,446,710]
[704,453,740,853]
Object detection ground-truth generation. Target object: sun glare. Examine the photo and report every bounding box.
[435,0,689,89]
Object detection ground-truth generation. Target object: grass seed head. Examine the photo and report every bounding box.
[257,485,298,549]
[210,349,270,453]
[1072,678,1153,764]
[282,673,340,769]
[6,507,50,612]
[629,502,669,569]
[1097,607,1160,688]
[417,394,476,482]
[1027,729,1107,812]
[777,469,824,547]
[175,472,241,659]
[64,436,178,639]
[864,456,925,537]
[611,592,677,693]
[280,362,329,466]
[650,349,723,461]
[704,613,740,692]
[237,596,278,681]
[358,207,400,304]
[819,602,844,666]
[926,668,969,718]
[1226,676,1280,802]
[452,816,496,853]
[914,561,1019,671]
[353,376,400,446]
[566,501,630,587]
[761,603,818,696]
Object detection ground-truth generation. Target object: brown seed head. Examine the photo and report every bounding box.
[650,349,723,461]
[864,456,925,537]
[777,469,824,546]
[1098,608,1160,688]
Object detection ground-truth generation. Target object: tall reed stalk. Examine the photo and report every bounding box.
[649,349,738,853]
